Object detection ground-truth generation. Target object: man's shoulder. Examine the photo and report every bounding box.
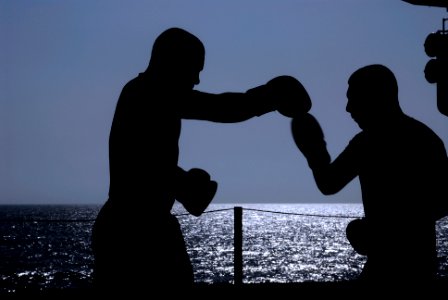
[348,131,366,146]
[119,74,155,101]
[404,115,444,144]
[123,73,146,90]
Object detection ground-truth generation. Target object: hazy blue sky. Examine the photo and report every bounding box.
[1,1,447,204]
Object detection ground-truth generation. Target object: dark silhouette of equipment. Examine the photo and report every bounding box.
[402,0,448,8]
[424,18,448,116]
[403,1,448,116]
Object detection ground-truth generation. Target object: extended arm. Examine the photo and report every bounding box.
[179,88,275,123]
[178,75,312,122]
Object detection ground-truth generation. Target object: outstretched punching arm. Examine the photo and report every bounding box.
[179,75,312,122]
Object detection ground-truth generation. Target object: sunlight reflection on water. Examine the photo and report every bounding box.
[175,203,448,284]
[0,204,446,291]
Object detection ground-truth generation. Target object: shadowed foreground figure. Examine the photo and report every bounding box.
[291,64,448,283]
[91,27,309,292]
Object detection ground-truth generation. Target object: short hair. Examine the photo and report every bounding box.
[149,27,205,69]
[348,64,399,101]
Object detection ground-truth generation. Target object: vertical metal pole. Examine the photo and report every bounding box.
[234,206,243,286]
[437,77,448,117]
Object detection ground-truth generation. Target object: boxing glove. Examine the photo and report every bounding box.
[346,218,369,256]
[176,168,218,217]
[291,113,331,169]
[266,75,312,118]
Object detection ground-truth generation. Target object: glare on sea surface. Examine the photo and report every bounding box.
[175,203,367,283]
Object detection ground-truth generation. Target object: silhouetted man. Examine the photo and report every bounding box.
[91,27,309,292]
[291,64,448,284]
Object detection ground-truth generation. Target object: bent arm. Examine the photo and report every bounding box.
[291,114,359,195]
[312,146,359,195]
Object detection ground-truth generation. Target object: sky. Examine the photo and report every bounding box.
[1,0,447,205]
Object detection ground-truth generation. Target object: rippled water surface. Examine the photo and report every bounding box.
[1,204,447,291]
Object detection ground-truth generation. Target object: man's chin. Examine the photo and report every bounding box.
[353,119,365,130]
[176,85,194,92]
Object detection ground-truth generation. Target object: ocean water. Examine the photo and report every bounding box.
[0,203,447,292]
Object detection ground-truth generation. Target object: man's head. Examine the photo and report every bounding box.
[346,64,401,130]
[148,27,205,91]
